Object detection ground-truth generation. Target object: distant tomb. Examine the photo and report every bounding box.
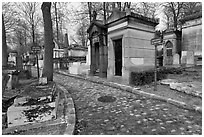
[180,12,202,66]
[181,51,187,65]
[186,51,195,66]
[173,53,180,66]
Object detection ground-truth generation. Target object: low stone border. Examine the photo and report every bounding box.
[57,84,76,135]
[160,79,202,98]
[56,70,202,113]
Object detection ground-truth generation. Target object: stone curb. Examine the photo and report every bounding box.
[55,70,202,113]
[56,84,76,135]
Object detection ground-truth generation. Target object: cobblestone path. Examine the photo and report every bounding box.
[54,73,202,135]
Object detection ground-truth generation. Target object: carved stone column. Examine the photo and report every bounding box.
[99,33,107,78]
[89,37,96,76]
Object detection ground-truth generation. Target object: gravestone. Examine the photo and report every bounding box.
[38,60,44,77]
[69,62,81,75]
[186,51,194,66]
[7,96,55,127]
[173,53,180,65]
[39,77,48,85]
[181,51,187,65]
[6,74,12,90]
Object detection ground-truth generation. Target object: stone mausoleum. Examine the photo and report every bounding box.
[88,10,157,84]
[162,29,182,66]
[180,12,202,66]
[87,9,202,84]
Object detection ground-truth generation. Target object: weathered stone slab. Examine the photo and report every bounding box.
[186,51,194,66]
[160,79,178,85]
[173,53,180,65]
[39,77,48,85]
[7,96,55,127]
[170,82,202,97]
[181,51,187,65]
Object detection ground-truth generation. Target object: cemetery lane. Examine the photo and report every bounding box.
[54,73,202,135]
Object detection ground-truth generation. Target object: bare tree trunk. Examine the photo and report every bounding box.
[32,23,35,44]
[54,2,59,44]
[64,33,69,47]
[41,2,54,81]
[87,2,92,23]
[103,2,106,24]
[2,14,8,68]
[16,52,23,71]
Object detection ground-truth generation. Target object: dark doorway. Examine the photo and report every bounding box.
[165,41,173,65]
[95,42,100,71]
[114,39,122,76]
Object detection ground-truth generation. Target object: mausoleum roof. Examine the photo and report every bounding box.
[106,10,157,25]
[87,20,106,33]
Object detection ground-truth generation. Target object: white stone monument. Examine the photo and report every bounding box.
[181,51,187,65]
[173,53,180,65]
[186,51,194,66]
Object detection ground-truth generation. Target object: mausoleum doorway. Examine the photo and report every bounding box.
[94,42,100,71]
[165,41,173,65]
[87,20,108,78]
[113,38,122,76]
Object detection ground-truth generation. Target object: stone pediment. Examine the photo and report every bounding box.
[106,10,126,24]
[87,20,106,35]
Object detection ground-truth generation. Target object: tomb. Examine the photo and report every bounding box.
[87,9,157,84]
[180,12,202,66]
[163,30,182,66]
[106,10,157,84]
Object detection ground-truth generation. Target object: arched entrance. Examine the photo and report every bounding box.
[165,41,173,65]
[87,20,108,78]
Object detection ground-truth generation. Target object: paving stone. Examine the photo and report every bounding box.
[155,107,160,110]
[135,114,141,117]
[148,118,153,121]
[171,129,176,133]
[137,121,141,124]
[106,126,116,131]
[152,129,156,132]
[120,127,128,132]
[161,127,166,130]
[188,126,192,129]
[155,119,162,122]
[159,122,164,125]
[185,120,192,124]
[180,127,185,130]
[162,108,169,111]
[166,121,173,124]
[130,113,134,116]
[150,108,154,111]
[141,112,147,115]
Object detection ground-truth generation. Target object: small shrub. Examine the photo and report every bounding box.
[130,67,184,86]
[159,67,184,74]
